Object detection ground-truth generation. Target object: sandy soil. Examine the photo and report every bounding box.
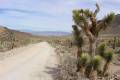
[0,42,58,80]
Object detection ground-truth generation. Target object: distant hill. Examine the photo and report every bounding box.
[102,14,120,36]
[0,26,32,41]
[0,26,40,51]
[21,30,71,36]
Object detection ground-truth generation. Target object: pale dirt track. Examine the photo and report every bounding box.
[0,42,58,80]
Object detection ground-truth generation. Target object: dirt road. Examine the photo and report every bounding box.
[0,42,58,80]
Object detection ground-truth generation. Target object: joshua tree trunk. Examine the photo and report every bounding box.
[89,37,97,57]
[80,67,86,77]
[84,28,98,57]
[88,38,97,77]
[90,70,97,80]
[76,47,82,72]
[77,47,82,58]
[103,62,110,75]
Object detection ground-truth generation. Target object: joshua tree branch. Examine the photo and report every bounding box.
[94,3,100,16]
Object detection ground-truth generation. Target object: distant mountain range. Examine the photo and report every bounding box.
[21,30,71,36]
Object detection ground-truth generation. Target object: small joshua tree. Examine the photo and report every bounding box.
[98,43,114,76]
[103,50,114,76]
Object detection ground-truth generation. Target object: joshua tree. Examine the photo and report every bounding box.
[103,50,114,75]
[72,25,84,58]
[73,3,115,57]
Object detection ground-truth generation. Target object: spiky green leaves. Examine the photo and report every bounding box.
[98,43,106,57]
[73,9,94,26]
[92,55,102,70]
[73,10,88,26]
[83,9,93,17]
[73,10,81,25]
[72,3,99,28]
[103,12,115,27]
[98,43,114,63]
[98,43,114,62]
[104,50,114,63]
[80,53,90,67]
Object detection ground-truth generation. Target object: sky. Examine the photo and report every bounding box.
[0,0,119,32]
